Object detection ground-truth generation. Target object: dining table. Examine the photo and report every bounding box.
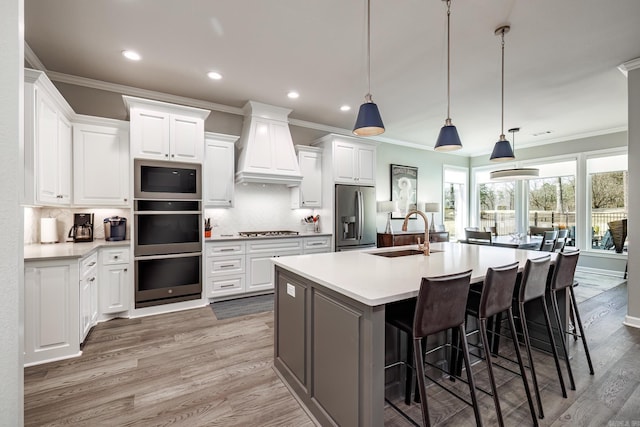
[490,235,543,249]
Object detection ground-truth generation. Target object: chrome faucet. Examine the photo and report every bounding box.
[402,209,430,256]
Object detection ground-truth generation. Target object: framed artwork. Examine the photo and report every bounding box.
[390,164,418,219]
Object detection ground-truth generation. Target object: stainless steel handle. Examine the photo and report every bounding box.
[165,153,169,157]
[219,248,235,252]
[220,264,235,268]
[89,277,96,282]
[357,191,364,240]
[308,242,324,246]
[221,284,235,288]
[124,268,128,272]
[88,261,97,267]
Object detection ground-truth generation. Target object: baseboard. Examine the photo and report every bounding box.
[576,266,626,279]
[623,315,640,329]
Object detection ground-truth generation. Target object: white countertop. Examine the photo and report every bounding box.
[272,242,558,307]
[205,232,332,242]
[24,239,130,261]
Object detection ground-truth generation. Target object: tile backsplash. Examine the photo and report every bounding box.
[205,183,317,236]
[25,207,131,244]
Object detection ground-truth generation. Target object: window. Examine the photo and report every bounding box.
[526,160,576,248]
[475,169,515,236]
[587,154,628,252]
[443,167,467,241]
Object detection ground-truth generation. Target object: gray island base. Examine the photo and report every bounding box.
[272,242,567,426]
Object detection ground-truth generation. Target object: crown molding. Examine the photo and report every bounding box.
[618,57,640,77]
[24,42,47,71]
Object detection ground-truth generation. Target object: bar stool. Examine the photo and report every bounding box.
[548,250,594,390]
[385,270,482,427]
[513,255,568,418]
[463,262,538,427]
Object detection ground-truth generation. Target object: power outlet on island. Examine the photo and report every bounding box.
[286,283,295,297]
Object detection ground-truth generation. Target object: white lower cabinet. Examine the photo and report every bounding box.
[246,239,303,292]
[99,247,130,314]
[206,241,247,298]
[303,235,332,254]
[24,259,80,366]
[79,252,99,344]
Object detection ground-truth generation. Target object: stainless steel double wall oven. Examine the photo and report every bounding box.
[134,159,202,308]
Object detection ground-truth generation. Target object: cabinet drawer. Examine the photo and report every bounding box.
[206,242,246,256]
[303,236,331,253]
[206,275,245,297]
[80,252,98,277]
[101,248,130,265]
[206,255,245,277]
[248,239,303,253]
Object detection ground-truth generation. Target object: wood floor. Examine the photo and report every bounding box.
[25,282,640,426]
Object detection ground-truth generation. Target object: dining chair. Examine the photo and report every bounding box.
[485,226,498,236]
[385,270,482,427]
[466,230,492,245]
[538,230,558,252]
[553,229,569,252]
[529,226,554,236]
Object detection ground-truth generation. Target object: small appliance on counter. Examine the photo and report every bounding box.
[40,218,58,244]
[68,213,94,243]
[104,216,127,241]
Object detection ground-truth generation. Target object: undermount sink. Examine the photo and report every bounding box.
[372,249,443,257]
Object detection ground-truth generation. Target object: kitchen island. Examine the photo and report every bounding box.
[272,242,560,427]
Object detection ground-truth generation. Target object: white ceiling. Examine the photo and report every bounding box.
[24,0,640,156]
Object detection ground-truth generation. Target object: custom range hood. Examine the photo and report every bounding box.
[235,101,302,186]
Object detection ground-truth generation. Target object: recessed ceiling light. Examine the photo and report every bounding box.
[121,50,141,61]
[340,105,351,112]
[287,91,299,99]
[207,71,222,80]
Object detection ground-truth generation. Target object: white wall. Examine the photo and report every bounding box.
[626,64,640,327]
[0,0,24,425]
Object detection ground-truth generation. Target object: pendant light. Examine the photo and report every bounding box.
[353,0,385,136]
[489,25,515,162]
[434,0,463,152]
[490,127,540,180]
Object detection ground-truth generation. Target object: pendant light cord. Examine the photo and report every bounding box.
[500,28,505,139]
[446,0,451,121]
[366,0,372,99]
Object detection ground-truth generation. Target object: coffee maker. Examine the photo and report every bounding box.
[68,213,94,242]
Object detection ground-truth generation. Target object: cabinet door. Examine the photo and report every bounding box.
[73,124,130,206]
[57,115,73,204]
[247,250,300,292]
[333,141,357,183]
[171,114,204,163]
[204,139,234,207]
[298,150,322,207]
[130,109,171,160]
[356,145,376,185]
[100,265,129,314]
[24,261,79,365]
[36,93,61,204]
[79,276,91,343]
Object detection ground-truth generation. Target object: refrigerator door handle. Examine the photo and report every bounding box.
[357,190,364,240]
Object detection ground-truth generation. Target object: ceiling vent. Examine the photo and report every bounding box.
[235,101,303,186]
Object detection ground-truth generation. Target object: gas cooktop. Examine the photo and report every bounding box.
[237,230,300,237]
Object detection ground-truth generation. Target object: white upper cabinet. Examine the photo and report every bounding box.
[204,133,238,208]
[24,69,75,206]
[291,145,322,208]
[124,96,210,163]
[313,134,377,186]
[73,120,130,207]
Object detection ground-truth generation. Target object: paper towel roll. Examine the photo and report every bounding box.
[40,218,58,244]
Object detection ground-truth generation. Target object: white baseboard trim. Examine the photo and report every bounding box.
[623,315,640,329]
[576,266,626,279]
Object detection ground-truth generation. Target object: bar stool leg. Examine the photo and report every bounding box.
[479,318,504,427]
[404,330,414,405]
[518,302,544,419]
[458,324,483,427]
[540,297,568,398]
[568,286,595,375]
[413,337,431,427]
[550,290,576,390]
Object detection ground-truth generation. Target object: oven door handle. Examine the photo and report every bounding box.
[134,252,202,261]
[134,210,202,215]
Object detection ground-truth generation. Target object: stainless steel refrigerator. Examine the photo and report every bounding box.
[335,185,376,251]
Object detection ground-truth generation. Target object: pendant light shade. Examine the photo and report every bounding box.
[353,0,384,136]
[434,0,462,152]
[354,94,385,136]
